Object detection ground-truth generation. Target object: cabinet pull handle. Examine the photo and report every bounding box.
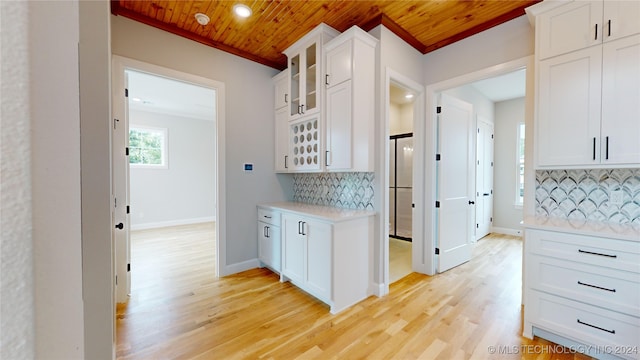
[608,19,611,37]
[266,226,270,238]
[285,155,288,169]
[592,137,596,160]
[605,136,609,160]
[300,104,305,114]
[483,193,490,196]
[285,94,288,104]
[301,221,306,236]
[325,150,330,166]
[264,225,268,238]
[264,215,272,219]
[578,249,617,258]
[577,319,615,334]
[325,74,330,85]
[577,281,616,293]
[595,23,598,40]
[298,221,302,235]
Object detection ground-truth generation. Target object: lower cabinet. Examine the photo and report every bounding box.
[281,211,372,314]
[257,207,281,274]
[523,227,640,360]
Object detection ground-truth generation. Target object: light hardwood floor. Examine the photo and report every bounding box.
[117,225,592,360]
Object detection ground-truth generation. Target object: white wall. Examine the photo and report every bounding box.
[2,1,89,358]
[390,102,414,136]
[1,1,35,358]
[494,97,525,232]
[111,15,292,267]
[424,15,534,85]
[129,110,216,229]
[443,85,495,124]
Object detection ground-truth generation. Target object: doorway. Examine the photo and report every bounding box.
[111,56,226,305]
[388,82,416,283]
[426,57,531,275]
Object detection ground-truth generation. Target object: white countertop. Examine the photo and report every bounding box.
[523,216,640,242]
[258,202,376,222]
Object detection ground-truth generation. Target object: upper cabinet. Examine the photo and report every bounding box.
[273,70,291,172]
[273,69,289,111]
[324,27,377,172]
[276,23,377,173]
[531,0,640,168]
[284,24,339,121]
[537,0,640,60]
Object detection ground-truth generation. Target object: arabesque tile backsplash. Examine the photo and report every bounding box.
[293,172,375,210]
[535,169,640,224]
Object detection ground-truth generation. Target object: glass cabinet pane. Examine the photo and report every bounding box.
[290,54,300,116]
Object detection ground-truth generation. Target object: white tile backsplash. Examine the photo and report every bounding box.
[293,172,374,210]
[535,169,640,224]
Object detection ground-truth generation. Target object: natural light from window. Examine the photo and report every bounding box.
[129,126,168,168]
[516,122,525,207]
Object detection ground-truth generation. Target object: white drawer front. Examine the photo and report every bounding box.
[530,291,640,360]
[258,208,281,226]
[526,229,640,273]
[530,255,640,317]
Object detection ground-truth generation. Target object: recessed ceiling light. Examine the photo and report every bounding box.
[132,97,142,102]
[405,93,414,99]
[233,4,252,18]
[194,13,210,26]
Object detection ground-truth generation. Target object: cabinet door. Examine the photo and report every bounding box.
[269,225,281,272]
[289,53,302,117]
[303,42,320,116]
[325,40,352,88]
[274,71,288,110]
[258,222,272,267]
[601,34,640,165]
[603,1,640,43]
[305,219,332,301]
[537,1,602,60]
[275,107,290,172]
[537,47,602,167]
[282,215,305,283]
[325,80,352,170]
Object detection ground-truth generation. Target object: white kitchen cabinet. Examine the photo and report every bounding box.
[273,69,288,110]
[257,207,281,274]
[284,24,338,121]
[600,34,640,165]
[275,107,290,172]
[523,225,640,359]
[531,0,640,168]
[274,203,373,314]
[324,26,377,172]
[536,0,640,60]
[282,214,331,301]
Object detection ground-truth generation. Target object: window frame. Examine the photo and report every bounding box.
[129,125,169,169]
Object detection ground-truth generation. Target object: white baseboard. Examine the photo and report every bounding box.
[131,216,216,231]
[221,258,260,277]
[491,226,523,237]
[370,282,387,297]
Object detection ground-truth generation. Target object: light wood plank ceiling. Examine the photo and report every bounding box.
[111,0,540,70]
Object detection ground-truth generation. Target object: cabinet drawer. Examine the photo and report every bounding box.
[529,254,640,317]
[258,208,280,226]
[529,290,640,359]
[526,229,640,273]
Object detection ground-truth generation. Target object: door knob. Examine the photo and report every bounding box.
[115,222,124,230]
[469,201,475,205]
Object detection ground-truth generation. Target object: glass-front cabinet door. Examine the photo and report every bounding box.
[289,42,319,119]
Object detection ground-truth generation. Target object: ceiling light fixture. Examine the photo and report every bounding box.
[405,93,414,99]
[233,4,252,18]
[132,97,142,102]
[194,13,210,26]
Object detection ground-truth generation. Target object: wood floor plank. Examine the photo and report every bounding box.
[117,227,594,359]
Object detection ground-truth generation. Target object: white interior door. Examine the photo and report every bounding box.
[475,118,493,240]
[113,72,131,303]
[437,93,474,273]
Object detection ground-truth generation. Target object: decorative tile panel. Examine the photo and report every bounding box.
[535,169,640,224]
[293,172,375,210]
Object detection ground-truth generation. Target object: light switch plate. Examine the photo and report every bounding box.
[610,190,624,206]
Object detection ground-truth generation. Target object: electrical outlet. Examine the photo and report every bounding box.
[610,190,624,206]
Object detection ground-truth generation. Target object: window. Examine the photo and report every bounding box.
[129,126,168,168]
[515,122,525,207]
